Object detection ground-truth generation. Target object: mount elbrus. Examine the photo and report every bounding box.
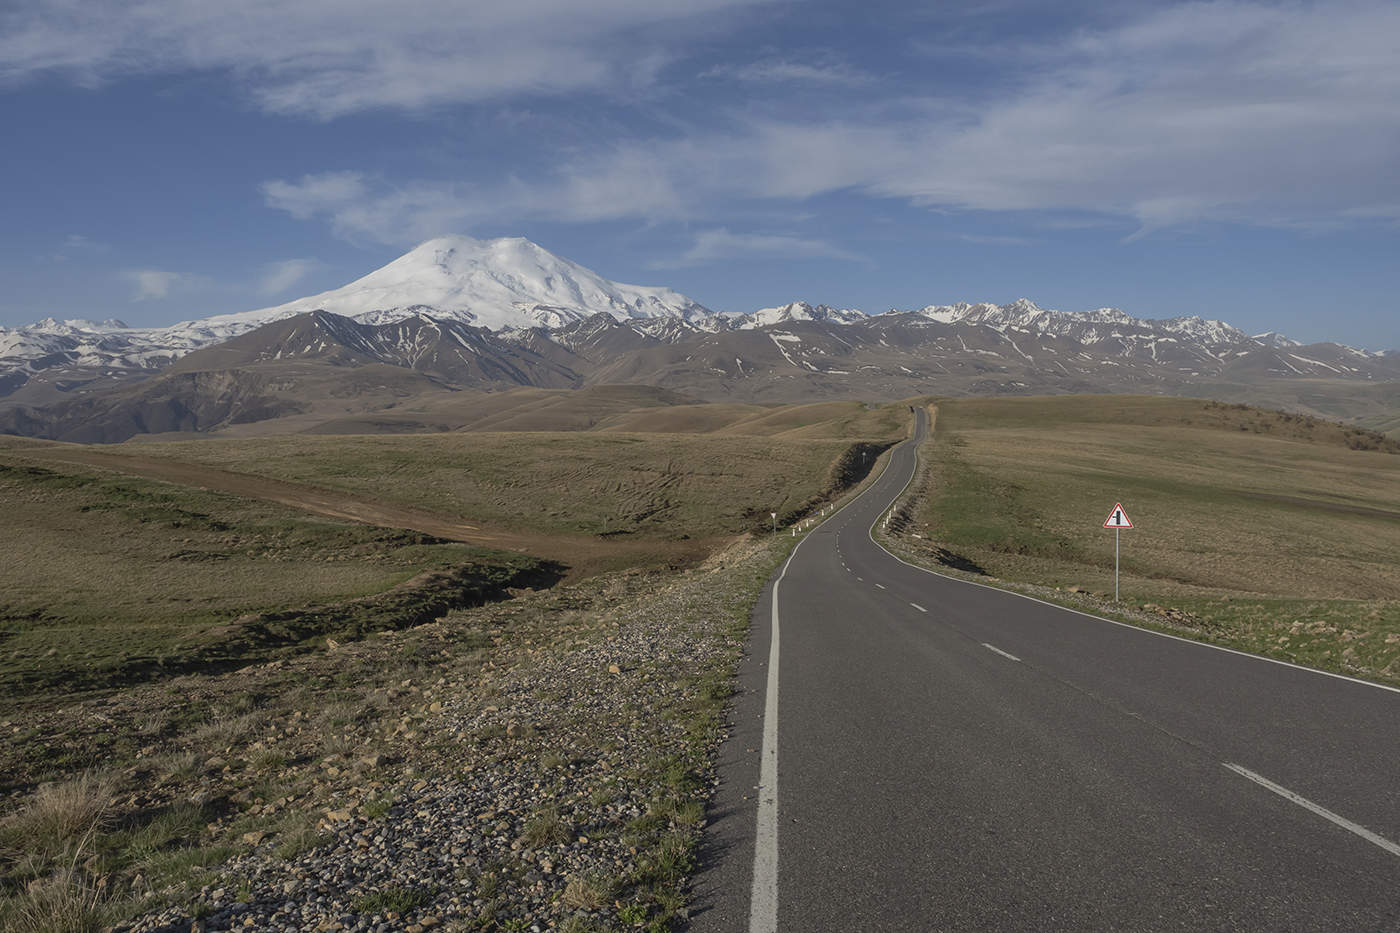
[1,236,1396,442]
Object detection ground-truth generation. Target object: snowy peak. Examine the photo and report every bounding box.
[25,317,132,334]
[172,309,583,390]
[189,235,712,338]
[914,300,1250,345]
[1254,331,1303,349]
[739,301,867,329]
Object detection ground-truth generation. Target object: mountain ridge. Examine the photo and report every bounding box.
[2,235,1397,440]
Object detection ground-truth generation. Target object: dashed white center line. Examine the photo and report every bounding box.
[856,576,864,582]
[874,583,886,590]
[909,602,926,613]
[1223,763,1400,858]
[981,643,1021,662]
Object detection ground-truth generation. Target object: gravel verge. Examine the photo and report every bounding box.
[65,534,791,933]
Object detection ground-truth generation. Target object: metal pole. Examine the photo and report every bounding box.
[1115,527,1120,602]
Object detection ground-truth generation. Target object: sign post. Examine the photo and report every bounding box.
[771,512,777,534]
[1102,503,1133,601]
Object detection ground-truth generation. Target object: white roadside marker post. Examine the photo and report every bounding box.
[1103,503,1133,602]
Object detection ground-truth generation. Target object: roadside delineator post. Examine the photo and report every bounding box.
[1103,503,1133,601]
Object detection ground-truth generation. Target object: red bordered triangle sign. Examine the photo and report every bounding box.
[1103,503,1133,529]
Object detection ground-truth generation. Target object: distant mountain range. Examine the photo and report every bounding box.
[1,236,1397,442]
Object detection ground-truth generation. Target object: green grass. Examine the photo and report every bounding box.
[123,431,875,539]
[1356,409,1400,439]
[349,885,435,916]
[0,458,543,709]
[910,395,1400,683]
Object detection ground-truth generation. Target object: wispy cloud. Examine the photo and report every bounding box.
[261,163,690,244]
[259,258,318,296]
[702,57,872,86]
[258,1,1400,240]
[262,172,489,244]
[0,0,774,118]
[954,233,1031,246]
[122,269,184,301]
[45,233,111,263]
[656,229,869,268]
[62,234,108,252]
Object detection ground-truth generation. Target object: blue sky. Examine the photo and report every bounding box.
[2,0,1398,348]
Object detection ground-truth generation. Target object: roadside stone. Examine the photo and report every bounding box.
[106,534,777,933]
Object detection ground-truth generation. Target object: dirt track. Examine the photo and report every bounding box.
[13,444,714,576]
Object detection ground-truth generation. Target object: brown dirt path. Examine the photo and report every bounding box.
[10,443,714,576]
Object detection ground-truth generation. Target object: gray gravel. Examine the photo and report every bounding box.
[118,538,778,933]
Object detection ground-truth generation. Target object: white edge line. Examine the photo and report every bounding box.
[875,583,886,590]
[1223,763,1400,858]
[750,418,917,933]
[982,642,1022,662]
[910,602,927,613]
[748,545,790,933]
[864,415,1400,699]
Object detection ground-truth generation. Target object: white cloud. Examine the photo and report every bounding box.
[262,172,489,243]
[260,2,1400,238]
[702,58,872,86]
[658,229,868,267]
[263,172,368,220]
[954,233,1031,246]
[45,234,111,263]
[0,0,773,118]
[259,258,318,296]
[261,162,690,244]
[62,234,108,251]
[658,2,1400,231]
[123,269,183,301]
[860,0,1400,231]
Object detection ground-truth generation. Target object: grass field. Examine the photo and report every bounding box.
[239,384,913,439]
[1357,410,1400,438]
[909,396,1400,683]
[1,404,906,712]
[0,401,908,930]
[113,431,877,540]
[0,458,546,710]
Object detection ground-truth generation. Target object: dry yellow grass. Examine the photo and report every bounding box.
[104,431,864,540]
[914,395,1400,682]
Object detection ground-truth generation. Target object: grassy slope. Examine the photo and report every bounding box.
[913,396,1400,684]
[2,403,907,711]
[0,403,908,929]
[0,459,541,709]
[119,432,866,539]
[1356,410,1400,438]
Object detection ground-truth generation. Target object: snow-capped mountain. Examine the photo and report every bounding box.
[1253,331,1303,349]
[0,317,208,399]
[0,236,713,400]
[914,299,1252,346]
[3,236,1398,440]
[736,301,868,329]
[180,235,712,340]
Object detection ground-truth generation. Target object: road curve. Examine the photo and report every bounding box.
[689,407,1400,932]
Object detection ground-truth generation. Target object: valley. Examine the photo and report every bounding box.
[2,237,1398,933]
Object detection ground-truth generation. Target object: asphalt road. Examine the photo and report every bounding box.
[689,408,1400,932]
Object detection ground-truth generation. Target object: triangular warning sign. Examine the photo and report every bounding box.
[1104,503,1133,529]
